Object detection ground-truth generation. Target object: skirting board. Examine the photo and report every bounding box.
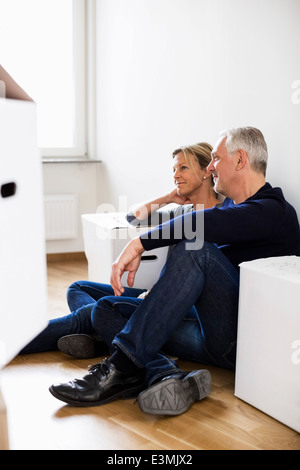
[46,252,87,263]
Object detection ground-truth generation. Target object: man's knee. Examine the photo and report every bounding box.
[169,240,216,260]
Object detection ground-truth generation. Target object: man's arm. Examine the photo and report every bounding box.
[111,193,286,293]
[139,198,284,251]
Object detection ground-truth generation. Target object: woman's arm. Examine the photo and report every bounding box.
[127,189,191,226]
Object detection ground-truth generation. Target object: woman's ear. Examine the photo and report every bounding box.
[203,170,211,180]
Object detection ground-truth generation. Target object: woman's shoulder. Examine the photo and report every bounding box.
[172,204,194,217]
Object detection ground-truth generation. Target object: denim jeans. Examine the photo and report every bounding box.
[91,241,240,385]
[20,281,145,354]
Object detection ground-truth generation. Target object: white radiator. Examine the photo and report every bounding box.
[44,194,78,240]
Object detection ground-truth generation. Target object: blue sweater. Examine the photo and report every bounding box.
[139,183,300,269]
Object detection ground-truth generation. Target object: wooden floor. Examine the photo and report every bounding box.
[1,256,299,450]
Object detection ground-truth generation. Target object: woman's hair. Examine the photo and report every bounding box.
[172,142,213,169]
[172,142,218,199]
[219,127,268,176]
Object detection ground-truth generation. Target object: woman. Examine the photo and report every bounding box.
[21,142,219,359]
[127,142,218,227]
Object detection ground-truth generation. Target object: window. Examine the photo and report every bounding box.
[0,0,87,158]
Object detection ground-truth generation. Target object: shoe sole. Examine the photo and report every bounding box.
[138,369,212,416]
[49,383,145,407]
[57,334,98,359]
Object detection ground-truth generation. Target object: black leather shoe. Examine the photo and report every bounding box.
[57,334,109,359]
[138,369,212,416]
[49,358,146,407]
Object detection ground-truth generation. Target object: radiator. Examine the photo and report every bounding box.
[44,194,78,240]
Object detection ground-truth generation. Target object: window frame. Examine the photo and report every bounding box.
[41,0,87,159]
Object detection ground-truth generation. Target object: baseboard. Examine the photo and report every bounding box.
[46,252,87,263]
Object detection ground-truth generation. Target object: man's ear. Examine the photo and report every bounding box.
[235,149,248,171]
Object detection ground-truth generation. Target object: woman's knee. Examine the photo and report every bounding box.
[66,281,83,302]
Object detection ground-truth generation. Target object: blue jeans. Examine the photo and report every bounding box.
[91,241,240,385]
[21,281,145,354]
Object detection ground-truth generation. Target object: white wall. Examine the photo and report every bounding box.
[96,0,300,215]
[43,162,102,253]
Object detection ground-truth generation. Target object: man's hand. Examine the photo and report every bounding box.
[110,237,145,296]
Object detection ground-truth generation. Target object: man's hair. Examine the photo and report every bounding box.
[219,127,268,176]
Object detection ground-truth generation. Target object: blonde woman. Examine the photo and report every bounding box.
[127,142,219,227]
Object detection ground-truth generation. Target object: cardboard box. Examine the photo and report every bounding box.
[235,256,300,433]
[0,69,48,369]
[0,68,47,451]
[82,213,169,289]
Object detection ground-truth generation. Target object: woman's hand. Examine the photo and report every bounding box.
[110,237,145,296]
[131,189,191,221]
[168,188,192,206]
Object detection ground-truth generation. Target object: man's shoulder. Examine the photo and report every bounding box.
[249,184,296,213]
[222,183,286,207]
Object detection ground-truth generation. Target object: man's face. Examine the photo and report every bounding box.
[208,137,236,197]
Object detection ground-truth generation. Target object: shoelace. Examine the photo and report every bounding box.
[88,358,110,377]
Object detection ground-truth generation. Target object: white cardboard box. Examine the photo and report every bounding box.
[82,213,169,290]
[235,256,300,433]
[0,69,47,452]
[0,99,48,368]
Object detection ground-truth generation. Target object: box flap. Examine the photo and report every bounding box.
[0,65,33,101]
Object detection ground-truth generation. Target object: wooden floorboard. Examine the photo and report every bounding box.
[1,258,299,450]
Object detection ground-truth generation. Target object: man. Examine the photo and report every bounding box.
[49,127,300,416]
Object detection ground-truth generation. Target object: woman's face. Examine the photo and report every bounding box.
[172,152,205,197]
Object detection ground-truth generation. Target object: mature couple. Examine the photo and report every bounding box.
[23,126,300,416]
